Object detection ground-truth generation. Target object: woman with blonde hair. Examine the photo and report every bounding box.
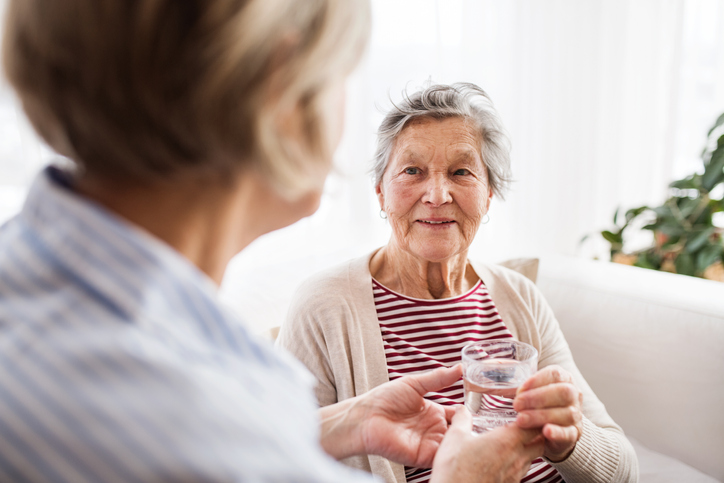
[0,1,544,482]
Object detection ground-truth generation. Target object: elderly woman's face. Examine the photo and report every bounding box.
[376,117,492,262]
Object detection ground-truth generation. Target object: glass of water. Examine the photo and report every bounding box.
[462,339,538,433]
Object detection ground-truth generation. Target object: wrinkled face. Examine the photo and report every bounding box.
[377,117,493,262]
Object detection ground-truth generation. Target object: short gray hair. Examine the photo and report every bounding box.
[372,83,512,199]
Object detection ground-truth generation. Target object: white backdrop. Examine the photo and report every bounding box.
[1,1,723,331]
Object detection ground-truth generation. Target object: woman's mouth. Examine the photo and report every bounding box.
[417,219,455,225]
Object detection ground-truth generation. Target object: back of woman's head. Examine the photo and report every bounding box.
[3,0,370,196]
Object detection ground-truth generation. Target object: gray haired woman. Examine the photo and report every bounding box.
[279,83,638,483]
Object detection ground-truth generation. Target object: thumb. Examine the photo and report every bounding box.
[449,405,472,433]
[406,364,463,395]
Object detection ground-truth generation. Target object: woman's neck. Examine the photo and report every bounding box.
[369,244,479,299]
[73,172,267,286]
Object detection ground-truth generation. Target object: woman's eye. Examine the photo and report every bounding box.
[454,169,470,176]
[404,167,419,175]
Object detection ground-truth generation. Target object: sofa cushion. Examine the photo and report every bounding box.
[498,257,539,283]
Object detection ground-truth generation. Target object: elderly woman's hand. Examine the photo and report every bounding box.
[512,365,583,462]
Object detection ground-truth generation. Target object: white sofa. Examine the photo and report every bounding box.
[537,256,724,482]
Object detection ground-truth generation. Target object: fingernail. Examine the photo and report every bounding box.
[517,413,529,425]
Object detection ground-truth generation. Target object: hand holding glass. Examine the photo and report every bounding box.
[462,340,538,433]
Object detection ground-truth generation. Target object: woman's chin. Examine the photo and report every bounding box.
[406,245,467,264]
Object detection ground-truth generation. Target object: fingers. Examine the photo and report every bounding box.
[443,405,456,424]
[513,382,580,412]
[433,413,544,482]
[499,424,545,447]
[500,426,546,463]
[422,401,456,424]
[517,365,572,394]
[522,432,546,461]
[515,406,582,429]
[448,405,472,433]
[479,425,545,465]
[542,424,580,462]
[543,423,579,444]
[407,364,463,396]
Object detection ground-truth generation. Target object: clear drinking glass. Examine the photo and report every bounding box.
[462,339,538,433]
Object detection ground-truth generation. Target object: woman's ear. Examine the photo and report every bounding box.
[375,183,385,211]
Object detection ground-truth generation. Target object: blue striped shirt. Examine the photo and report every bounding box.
[0,166,372,483]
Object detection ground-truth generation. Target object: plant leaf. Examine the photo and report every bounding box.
[685,227,715,253]
[669,176,699,190]
[657,222,684,237]
[625,206,648,222]
[653,205,673,219]
[707,112,724,138]
[675,252,696,276]
[634,252,658,270]
[711,198,724,213]
[696,244,724,273]
[661,234,681,248]
[678,197,702,219]
[645,251,662,268]
[693,204,713,226]
[702,147,724,191]
[601,230,622,245]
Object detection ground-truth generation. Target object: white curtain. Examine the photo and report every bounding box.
[1,1,723,331]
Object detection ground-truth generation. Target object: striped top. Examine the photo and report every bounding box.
[0,166,373,483]
[373,279,563,483]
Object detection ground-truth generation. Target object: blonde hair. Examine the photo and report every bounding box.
[3,0,370,197]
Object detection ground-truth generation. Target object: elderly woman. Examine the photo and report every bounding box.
[278,83,639,483]
[0,2,547,482]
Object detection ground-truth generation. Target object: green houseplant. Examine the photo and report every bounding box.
[598,113,724,282]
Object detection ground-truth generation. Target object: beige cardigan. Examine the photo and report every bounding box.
[277,252,638,483]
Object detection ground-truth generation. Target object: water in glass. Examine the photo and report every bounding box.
[462,340,538,433]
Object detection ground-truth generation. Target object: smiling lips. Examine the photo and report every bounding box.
[417,219,455,225]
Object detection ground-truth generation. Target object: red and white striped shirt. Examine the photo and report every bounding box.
[373,278,563,483]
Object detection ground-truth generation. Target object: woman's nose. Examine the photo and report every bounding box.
[421,175,452,206]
